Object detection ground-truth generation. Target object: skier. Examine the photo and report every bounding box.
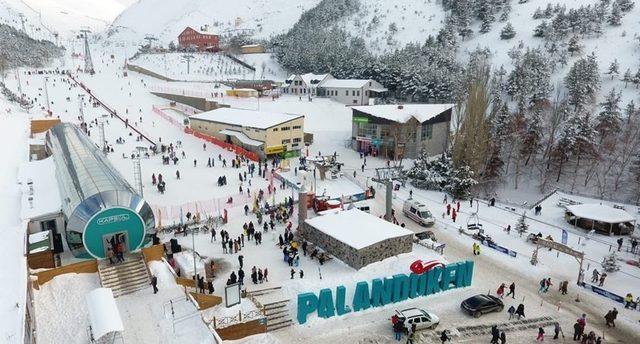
[536,326,545,342]
[553,322,562,339]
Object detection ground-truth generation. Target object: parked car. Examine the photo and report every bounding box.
[394,308,440,330]
[461,294,504,318]
[403,200,435,226]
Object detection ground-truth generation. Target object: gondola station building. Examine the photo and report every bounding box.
[21,123,156,262]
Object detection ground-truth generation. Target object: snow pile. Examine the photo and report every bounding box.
[225,333,282,344]
[0,113,30,343]
[33,273,102,344]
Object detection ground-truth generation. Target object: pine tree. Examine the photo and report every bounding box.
[596,88,622,138]
[533,21,548,38]
[500,1,511,21]
[625,100,636,119]
[607,59,619,80]
[565,53,600,109]
[608,2,622,26]
[601,252,620,272]
[515,213,529,236]
[634,69,640,89]
[616,0,634,12]
[500,22,516,39]
[622,68,633,87]
[567,36,581,56]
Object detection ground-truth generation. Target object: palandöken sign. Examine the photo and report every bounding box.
[296,260,474,324]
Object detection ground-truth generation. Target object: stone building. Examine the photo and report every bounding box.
[302,209,413,270]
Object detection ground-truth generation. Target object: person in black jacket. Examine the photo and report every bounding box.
[440,330,450,343]
[150,275,158,294]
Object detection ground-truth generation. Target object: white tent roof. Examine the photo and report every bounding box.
[566,204,635,223]
[305,208,413,250]
[86,288,124,340]
[352,104,454,124]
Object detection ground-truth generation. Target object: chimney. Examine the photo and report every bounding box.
[397,105,404,110]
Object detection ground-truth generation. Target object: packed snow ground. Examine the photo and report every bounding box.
[4,41,640,343]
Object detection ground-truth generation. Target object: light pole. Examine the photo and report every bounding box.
[44,76,50,115]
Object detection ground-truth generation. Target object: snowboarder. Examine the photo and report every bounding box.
[150,275,158,294]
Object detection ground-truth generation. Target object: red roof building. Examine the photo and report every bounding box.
[178,27,220,51]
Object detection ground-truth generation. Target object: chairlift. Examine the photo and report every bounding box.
[466,212,483,232]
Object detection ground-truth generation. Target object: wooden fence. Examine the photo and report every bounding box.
[214,319,267,340]
[34,259,98,288]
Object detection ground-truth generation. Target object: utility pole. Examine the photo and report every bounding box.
[18,14,26,33]
[182,54,194,74]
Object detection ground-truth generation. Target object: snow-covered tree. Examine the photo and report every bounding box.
[533,21,548,38]
[168,41,176,51]
[506,47,553,111]
[500,22,516,39]
[633,69,640,89]
[625,100,636,119]
[596,88,622,139]
[515,213,529,236]
[564,53,600,109]
[622,68,633,87]
[606,59,619,79]
[408,152,477,199]
[608,2,622,26]
[616,0,634,12]
[567,36,581,55]
[601,252,620,272]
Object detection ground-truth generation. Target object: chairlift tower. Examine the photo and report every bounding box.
[80,29,94,74]
[371,166,407,222]
[181,54,195,74]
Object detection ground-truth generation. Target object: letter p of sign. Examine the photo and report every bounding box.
[297,292,319,325]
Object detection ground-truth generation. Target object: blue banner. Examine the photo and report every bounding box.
[484,241,517,258]
[583,283,625,303]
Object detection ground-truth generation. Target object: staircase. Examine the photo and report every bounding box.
[264,300,293,332]
[98,253,151,297]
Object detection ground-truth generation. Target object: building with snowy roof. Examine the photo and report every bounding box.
[350,104,454,159]
[565,204,636,235]
[189,107,305,158]
[302,209,413,269]
[283,73,334,96]
[317,78,387,105]
[178,26,220,51]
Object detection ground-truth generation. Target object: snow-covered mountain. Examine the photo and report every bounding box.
[107,0,322,44]
[0,0,130,40]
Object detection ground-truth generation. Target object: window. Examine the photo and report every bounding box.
[357,90,360,96]
[357,123,377,138]
[292,143,299,147]
[293,137,301,143]
[292,125,301,130]
[282,139,291,144]
[365,90,369,97]
[369,81,372,86]
[345,90,349,96]
[353,99,358,104]
[421,123,433,140]
[281,126,290,131]
[272,128,278,132]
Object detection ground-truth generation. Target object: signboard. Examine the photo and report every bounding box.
[484,241,518,258]
[561,230,568,245]
[296,261,474,324]
[536,238,584,259]
[582,283,625,304]
[265,145,285,154]
[225,283,241,308]
[352,116,369,123]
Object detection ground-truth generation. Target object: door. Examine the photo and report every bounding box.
[103,231,128,258]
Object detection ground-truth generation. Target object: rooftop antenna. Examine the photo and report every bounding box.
[80,28,95,74]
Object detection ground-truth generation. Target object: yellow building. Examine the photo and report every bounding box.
[189,108,305,158]
[240,44,266,54]
[226,88,259,97]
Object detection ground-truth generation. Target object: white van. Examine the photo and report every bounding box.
[403,200,435,226]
